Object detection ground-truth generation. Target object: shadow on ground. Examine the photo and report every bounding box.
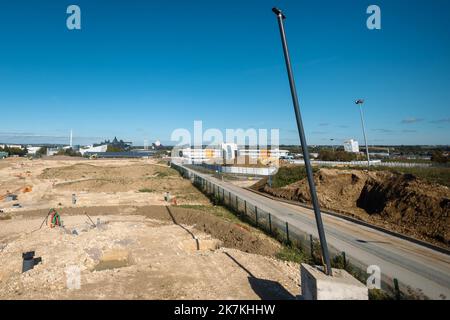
[224,252,295,300]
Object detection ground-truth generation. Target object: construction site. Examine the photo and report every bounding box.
[0,157,300,299]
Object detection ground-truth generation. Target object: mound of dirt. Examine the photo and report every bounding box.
[262,168,450,247]
[134,206,281,257]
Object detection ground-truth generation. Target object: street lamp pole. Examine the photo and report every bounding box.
[272,7,332,276]
[355,99,370,169]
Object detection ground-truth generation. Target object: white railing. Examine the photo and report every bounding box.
[289,159,432,168]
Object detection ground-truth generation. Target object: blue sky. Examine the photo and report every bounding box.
[0,0,449,146]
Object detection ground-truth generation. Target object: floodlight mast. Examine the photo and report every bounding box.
[355,99,370,169]
[272,7,333,276]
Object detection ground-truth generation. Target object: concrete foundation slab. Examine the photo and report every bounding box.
[300,263,368,300]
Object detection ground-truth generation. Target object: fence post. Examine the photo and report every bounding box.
[236,195,238,210]
[268,213,272,234]
[255,207,258,226]
[223,188,225,204]
[309,234,314,258]
[286,222,290,244]
[244,200,247,215]
[342,251,347,269]
[394,278,401,300]
[229,192,231,207]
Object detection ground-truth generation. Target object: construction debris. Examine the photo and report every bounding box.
[47,208,63,228]
[5,194,17,202]
[22,251,42,273]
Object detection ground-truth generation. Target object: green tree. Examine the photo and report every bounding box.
[36,147,47,157]
[318,149,357,161]
[431,151,448,163]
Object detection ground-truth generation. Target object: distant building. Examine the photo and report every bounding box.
[26,146,42,155]
[46,148,59,156]
[79,145,108,156]
[238,148,289,159]
[343,139,359,153]
[176,144,289,164]
[95,137,132,151]
[0,144,23,149]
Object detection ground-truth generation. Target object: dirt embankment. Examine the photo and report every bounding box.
[259,168,450,247]
[134,206,281,257]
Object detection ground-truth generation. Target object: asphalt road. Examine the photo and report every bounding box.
[179,164,450,300]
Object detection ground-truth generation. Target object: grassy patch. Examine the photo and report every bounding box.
[178,204,242,224]
[276,245,309,264]
[155,169,177,178]
[271,166,318,188]
[180,204,309,265]
[138,188,154,193]
[0,214,12,220]
[369,289,393,300]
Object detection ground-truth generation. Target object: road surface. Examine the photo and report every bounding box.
[178,163,450,300]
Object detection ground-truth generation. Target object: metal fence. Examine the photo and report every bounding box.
[171,161,421,299]
[290,159,434,168]
[194,163,277,176]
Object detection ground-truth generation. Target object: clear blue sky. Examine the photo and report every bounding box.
[0,0,449,146]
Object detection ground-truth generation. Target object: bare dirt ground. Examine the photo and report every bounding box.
[0,158,300,300]
[259,168,450,248]
[0,158,209,212]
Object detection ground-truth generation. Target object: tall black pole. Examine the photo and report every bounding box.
[272,7,332,276]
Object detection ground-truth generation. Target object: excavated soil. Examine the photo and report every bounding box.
[0,159,298,300]
[260,168,450,247]
[0,206,296,300]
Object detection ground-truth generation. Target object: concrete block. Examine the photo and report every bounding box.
[301,263,368,300]
[94,249,131,271]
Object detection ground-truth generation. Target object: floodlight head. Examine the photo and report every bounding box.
[272,7,286,19]
[355,99,364,105]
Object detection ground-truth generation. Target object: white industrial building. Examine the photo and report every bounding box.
[176,143,289,164]
[343,139,359,153]
[0,144,23,149]
[79,145,108,156]
[26,146,42,155]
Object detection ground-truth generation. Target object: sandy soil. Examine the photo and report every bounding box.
[0,158,209,212]
[0,209,299,300]
[0,158,300,300]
